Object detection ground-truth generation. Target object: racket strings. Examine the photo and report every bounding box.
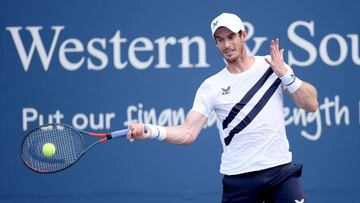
[21,124,84,173]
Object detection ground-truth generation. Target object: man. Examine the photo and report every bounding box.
[128,13,318,203]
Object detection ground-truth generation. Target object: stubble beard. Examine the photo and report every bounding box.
[226,58,238,64]
[224,53,239,64]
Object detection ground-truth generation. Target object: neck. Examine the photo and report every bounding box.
[227,54,254,73]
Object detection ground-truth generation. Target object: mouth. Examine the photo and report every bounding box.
[224,49,235,57]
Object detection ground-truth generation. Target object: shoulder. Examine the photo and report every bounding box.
[251,55,273,74]
[254,55,269,66]
[200,67,228,89]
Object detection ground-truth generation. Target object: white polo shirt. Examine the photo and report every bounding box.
[191,56,292,175]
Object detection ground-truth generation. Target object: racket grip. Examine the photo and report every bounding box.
[110,127,148,139]
[110,129,129,139]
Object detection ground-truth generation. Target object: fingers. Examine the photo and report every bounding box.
[270,39,279,56]
[280,48,284,57]
[269,40,275,59]
[276,40,281,57]
[127,123,148,141]
[268,39,284,62]
[127,125,133,140]
[266,38,288,77]
[267,40,276,66]
[134,123,143,137]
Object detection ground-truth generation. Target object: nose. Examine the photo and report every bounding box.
[223,39,231,48]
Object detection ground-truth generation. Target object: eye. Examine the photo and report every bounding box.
[216,38,224,43]
[228,34,235,40]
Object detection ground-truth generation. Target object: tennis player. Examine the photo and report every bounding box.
[128,12,318,203]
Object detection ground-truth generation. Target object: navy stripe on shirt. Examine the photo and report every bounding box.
[224,78,282,146]
[222,67,274,130]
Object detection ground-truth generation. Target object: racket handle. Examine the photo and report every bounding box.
[110,127,148,139]
[110,129,129,139]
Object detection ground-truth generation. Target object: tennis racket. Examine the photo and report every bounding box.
[20,123,137,174]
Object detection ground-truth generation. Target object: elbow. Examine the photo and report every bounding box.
[305,100,319,112]
[175,139,194,146]
[178,131,197,145]
[181,141,193,145]
[181,134,196,145]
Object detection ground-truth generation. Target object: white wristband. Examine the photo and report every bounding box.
[280,70,296,86]
[146,124,167,141]
[280,70,302,94]
[287,78,302,93]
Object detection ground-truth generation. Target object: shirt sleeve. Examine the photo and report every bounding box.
[190,81,215,118]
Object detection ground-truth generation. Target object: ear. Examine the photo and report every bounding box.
[240,31,247,42]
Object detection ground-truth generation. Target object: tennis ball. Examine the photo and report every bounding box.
[42,143,56,158]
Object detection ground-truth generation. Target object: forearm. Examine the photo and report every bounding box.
[128,111,208,144]
[163,111,208,145]
[164,124,198,145]
[290,82,318,112]
[276,62,318,112]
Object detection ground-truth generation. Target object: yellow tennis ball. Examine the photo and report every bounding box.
[42,143,56,158]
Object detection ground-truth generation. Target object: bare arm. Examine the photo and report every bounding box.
[288,82,318,112]
[265,39,318,112]
[128,111,208,145]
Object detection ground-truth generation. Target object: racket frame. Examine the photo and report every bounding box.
[20,123,128,174]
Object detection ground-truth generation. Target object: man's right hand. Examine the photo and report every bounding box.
[127,123,151,141]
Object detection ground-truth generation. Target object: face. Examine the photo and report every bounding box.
[214,27,246,63]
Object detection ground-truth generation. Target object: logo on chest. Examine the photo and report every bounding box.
[221,86,230,95]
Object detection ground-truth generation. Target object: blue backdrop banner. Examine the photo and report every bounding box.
[1,0,360,202]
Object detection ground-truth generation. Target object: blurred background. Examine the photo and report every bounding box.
[1,0,359,202]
